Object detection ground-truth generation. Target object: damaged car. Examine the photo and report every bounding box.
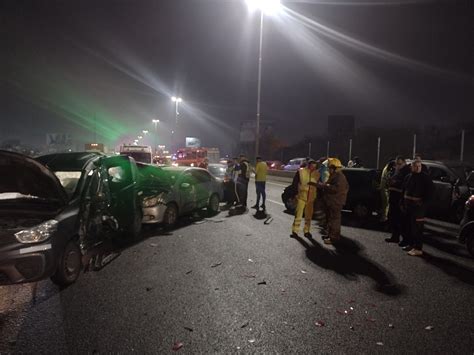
[0,151,143,286]
[140,166,223,227]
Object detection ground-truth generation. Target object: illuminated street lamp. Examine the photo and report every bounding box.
[152,119,160,155]
[171,96,183,123]
[138,135,143,140]
[245,0,281,157]
[142,130,149,135]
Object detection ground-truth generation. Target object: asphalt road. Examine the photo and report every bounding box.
[1,178,473,354]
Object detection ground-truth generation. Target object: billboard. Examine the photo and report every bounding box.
[185,137,201,148]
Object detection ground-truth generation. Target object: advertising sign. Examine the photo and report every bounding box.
[185,137,201,148]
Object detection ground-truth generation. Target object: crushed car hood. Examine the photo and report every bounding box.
[0,150,68,206]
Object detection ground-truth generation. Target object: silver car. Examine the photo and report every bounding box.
[140,166,223,227]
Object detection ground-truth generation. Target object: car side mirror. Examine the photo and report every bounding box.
[180,182,191,190]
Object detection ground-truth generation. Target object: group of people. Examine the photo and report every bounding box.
[290,157,349,245]
[380,155,434,256]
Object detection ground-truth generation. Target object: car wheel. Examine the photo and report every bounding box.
[50,241,82,287]
[208,194,220,215]
[467,237,474,258]
[353,203,370,220]
[163,203,178,228]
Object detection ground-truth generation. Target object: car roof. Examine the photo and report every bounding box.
[407,159,472,168]
[36,152,104,171]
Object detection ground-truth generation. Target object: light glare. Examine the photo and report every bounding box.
[245,0,281,15]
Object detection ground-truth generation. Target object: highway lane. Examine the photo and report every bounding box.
[1,178,473,353]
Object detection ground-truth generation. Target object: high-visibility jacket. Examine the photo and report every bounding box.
[297,167,320,202]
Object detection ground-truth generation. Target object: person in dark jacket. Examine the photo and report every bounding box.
[234,154,250,209]
[401,160,434,256]
[385,156,410,244]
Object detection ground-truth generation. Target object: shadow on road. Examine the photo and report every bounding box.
[421,252,474,286]
[293,235,404,296]
[422,232,472,259]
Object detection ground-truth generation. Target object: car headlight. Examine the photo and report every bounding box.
[14,219,58,244]
[142,193,166,207]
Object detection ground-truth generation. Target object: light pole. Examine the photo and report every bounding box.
[171,96,183,124]
[245,0,281,158]
[152,119,160,155]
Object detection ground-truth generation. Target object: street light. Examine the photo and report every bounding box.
[245,0,281,157]
[171,96,183,121]
[138,135,143,140]
[142,130,149,135]
[152,119,160,155]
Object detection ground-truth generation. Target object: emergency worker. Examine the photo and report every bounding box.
[224,158,237,206]
[314,157,329,234]
[401,160,434,256]
[385,156,410,244]
[291,159,320,238]
[252,156,268,210]
[318,158,349,244]
[379,159,396,222]
[235,154,250,209]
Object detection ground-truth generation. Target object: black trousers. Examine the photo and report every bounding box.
[236,179,249,207]
[388,194,404,241]
[405,203,425,249]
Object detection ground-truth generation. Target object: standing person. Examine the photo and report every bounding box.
[291,160,320,238]
[385,156,411,244]
[401,160,434,256]
[252,156,268,211]
[224,158,237,207]
[235,154,250,209]
[379,159,396,223]
[413,153,429,173]
[314,157,329,235]
[318,159,349,244]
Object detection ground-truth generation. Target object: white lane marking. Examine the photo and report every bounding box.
[266,181,289,187]
[19,244,52,254]
[267,198,285,206]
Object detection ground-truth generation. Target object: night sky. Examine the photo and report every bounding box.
[1,0,473,153]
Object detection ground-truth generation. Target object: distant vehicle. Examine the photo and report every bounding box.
[283,158,307,171]
[140,166,223,227]
[0,151,143,286]
[84,143,105,153]
[267,160,284,170]
[459,194,474,257]
[176,147,220,167]
[120,145,153,164]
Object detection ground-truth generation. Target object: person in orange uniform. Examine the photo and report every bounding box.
[291,160,320,238]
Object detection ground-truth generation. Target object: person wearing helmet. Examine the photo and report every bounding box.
[290,159,320,239]
[318,159,349,244]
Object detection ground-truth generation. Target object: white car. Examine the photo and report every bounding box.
[283,158,306,171]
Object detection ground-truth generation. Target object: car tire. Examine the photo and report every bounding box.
[208,194,220,215]
[163,203,178,228]
[50,241,82,287]
[353,203,370,220]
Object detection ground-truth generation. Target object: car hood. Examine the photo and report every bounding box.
[0,150,68,206]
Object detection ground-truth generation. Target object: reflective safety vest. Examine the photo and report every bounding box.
[297,168,320,202]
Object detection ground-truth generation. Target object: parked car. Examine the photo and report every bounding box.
[0,151,143,286]
[267,160,284,170]
[283,158,307,171]
[141,166,223,227]
[281,168,381,220]
[459,194,474,257]
[418,160,473,223]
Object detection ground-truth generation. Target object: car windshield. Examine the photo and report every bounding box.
[208,165,226,178]
[53,171,83,197]
[122,152,151,164]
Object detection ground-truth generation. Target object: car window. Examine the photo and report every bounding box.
[53,171,82,197]
[428,166,448,181]
[191,170,211,183]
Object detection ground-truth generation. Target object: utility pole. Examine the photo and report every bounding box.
[326,141,330,158]
[376,137,381,169]
[412,133,417,159]
[460,129,465,162]
[348,138,352,163]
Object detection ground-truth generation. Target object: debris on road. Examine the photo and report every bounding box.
[389,324,395,329]
[350,326,355,331]
[243,274,256,278]
[149,243,158,247]
[185,270,193,275]
[245,233,253,236]
[241,321,250,328]
[248,339,256,343]
[184,327,193,332]
[425,325,434,331]
[376,342,384,346]
[194,220,207,225]
[211,262,222,268]
[264,217,273,225]
[257,280,267,285]
[248,258,254,263]
[172,342,183,351]
[300,270,307,274]
[145,287,152,292]
[315,321,325,327]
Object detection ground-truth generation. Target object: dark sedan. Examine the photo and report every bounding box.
[0,151,143,286]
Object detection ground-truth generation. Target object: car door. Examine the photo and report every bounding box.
[427,165,453,218]
[191,170,213,208]
[178,171,198,213]
[100,155,139,231]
